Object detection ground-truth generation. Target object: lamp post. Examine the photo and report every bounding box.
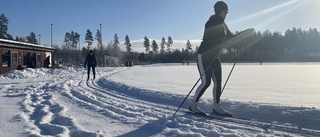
[51,24,53,47]
[100,23,103,66]
[39,34,41,44]
[99,23,102,47]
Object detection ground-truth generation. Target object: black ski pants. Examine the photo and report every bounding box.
[193,53,222,104]
[87,65,96,79]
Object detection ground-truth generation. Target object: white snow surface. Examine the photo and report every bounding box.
[0,63,320,137]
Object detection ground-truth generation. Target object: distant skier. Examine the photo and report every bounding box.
[84,50,97,81]
[189,1,233,117]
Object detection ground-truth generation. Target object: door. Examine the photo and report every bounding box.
[11,51,18,70]
[36,53,41,68]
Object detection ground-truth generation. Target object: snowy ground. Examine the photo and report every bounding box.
[0,63,320,137]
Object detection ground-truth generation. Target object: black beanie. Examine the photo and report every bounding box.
[214,1,228,14]
[89,50,93,53]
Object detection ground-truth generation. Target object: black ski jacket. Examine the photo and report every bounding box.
[84,54,97,67]
[198,15,232,57]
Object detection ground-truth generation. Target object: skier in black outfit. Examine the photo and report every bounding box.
[189,1,233,116]
[84,50,97,81]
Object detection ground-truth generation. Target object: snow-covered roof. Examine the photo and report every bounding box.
[0,38,55,52]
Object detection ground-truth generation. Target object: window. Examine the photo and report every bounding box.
[2,50,10,67]
[37,54,41,62]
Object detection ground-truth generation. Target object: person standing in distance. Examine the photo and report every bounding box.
[44,55,50,68]
[84,50,97,81]
[189,1,233,117]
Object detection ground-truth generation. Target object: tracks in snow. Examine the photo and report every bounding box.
[3,67,320,136]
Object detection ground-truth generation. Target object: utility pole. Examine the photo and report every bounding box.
[51,24,53,47]
[39,34,41,44]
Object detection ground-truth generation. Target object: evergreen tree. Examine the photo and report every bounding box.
[144,36,150,53]
[167,36,173,51]
[186,40,192,51]
[64,32,71,47]
[160,37,166,54]
[16,36,26,42]
[26,32,38,44]
[64,31,80,49]
[151,40,158,54]
[124,35,132,52]
[95,29,102,49]
[70,31,80,49]
[0,13,9,39]
[84,29,93,50]
[113,33,120,57]
[73,32,80,49]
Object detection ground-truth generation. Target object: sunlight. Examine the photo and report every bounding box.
[229,0,299,23]
[301,0,320,29]
[256,1,305,31]
[228,0,305,32]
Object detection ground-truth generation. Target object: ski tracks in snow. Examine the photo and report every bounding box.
[2,69,102,137]
[2,67,320,137]
[57,67,320,137]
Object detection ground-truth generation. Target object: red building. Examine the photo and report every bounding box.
[0,38,55,74]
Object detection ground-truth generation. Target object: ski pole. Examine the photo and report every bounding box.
[221,60,237,94]
[96,67,102,78]
[221,41,247,94]
[173,49,222,116]
[81,67,86,80]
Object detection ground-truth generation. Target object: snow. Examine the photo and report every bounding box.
[1,63,320,137]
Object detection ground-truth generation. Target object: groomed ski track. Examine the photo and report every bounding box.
[3,67,320,137]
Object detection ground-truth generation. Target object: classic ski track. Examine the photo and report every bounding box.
[56,69,171,126]
[68,68,320,136]
[86,80,174,115]
[61,70,263,135]
[67,70,279,135]
[5,67,319,136]
[10,74,100,136]
[68,81,271,136]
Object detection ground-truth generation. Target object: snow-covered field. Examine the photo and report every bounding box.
[0,63,320,137]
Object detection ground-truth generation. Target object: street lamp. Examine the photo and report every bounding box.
[100,24,102,46]
[51,24,53,47]
[100,24,104,66]
[39,34,41,44]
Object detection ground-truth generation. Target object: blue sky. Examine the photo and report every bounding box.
[1,0,320,52]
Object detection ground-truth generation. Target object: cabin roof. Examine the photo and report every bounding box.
[0,38,55,52]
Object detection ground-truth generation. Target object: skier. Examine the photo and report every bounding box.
[84,50,97,81]
[189,1,233,117]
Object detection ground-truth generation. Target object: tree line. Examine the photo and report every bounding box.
[2,12,320,65]
[0,13,38,44]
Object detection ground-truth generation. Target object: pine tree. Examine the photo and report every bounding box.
[72,32,80,49]
[95,29,102,49]
[113,33,119,44]
[151,40,158,54]
[85,29,93,50]
[64,32,71,47]
[186,40,192,51]
[124,35,132,52]
[26,32,38,44]
[167,36,173,51]
[64,31,80,49]
[0,13,9,39]
[160,37,166,54]
[143,36,150,53]
[113,33,120,57]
